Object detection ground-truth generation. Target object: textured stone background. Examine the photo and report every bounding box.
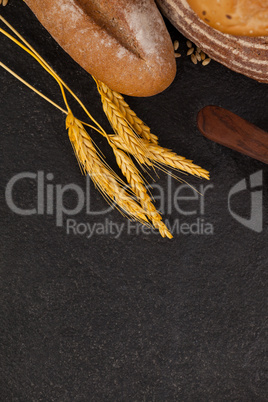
[1,1,267,401]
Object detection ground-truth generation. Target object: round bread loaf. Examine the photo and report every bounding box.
[24,0,177,97]
[156,0,268,83]
[186,0,268,37]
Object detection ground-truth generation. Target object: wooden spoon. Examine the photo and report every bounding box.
[197,106,268,164]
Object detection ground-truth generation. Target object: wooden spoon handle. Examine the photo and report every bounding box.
[197,106,268,164]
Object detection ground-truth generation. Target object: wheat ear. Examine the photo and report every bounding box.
[110,142,172,238]
[95,81,153,167]
[96,80,209,180]
[95,79,158,144]
[110,136,209,180]
[66,112,149,224]
[145,143,210,180]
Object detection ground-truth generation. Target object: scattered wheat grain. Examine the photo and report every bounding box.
[186,40,192,48]
[202,58,211,66]
[187,47,194,56]
[173,40,179,51]
[191,53,198,65]
[200,51,206,61]
[195,52,201,62]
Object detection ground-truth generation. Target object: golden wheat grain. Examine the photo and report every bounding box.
[66,113,149,223]
[0,0,9,6]
[200,51,206,61]
[191,53,198,65]
[187,47,194,56]
[95,79,158,144]
[185,39,211,66]
[202,58,211,66]
[110,142,172,238]
[186,40,192,48]
[173,40,179,51]
[195,52,202,62]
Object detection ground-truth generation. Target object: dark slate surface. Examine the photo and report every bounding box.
[1,2,267,401]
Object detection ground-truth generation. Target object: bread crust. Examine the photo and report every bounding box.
[24,0,177,96]
[156,0,268,83]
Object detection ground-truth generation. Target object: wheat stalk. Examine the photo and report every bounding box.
[95,79,158,144]
[66,112,149,224]
[0,16,107,139]
[0,23,155,233]
[1,16,210,238]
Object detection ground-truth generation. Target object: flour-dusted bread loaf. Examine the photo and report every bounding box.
[156,0,268,83]
[23,0,177,97]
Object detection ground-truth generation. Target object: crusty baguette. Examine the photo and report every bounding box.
[156,0,268,83]
[23,0,177,97]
